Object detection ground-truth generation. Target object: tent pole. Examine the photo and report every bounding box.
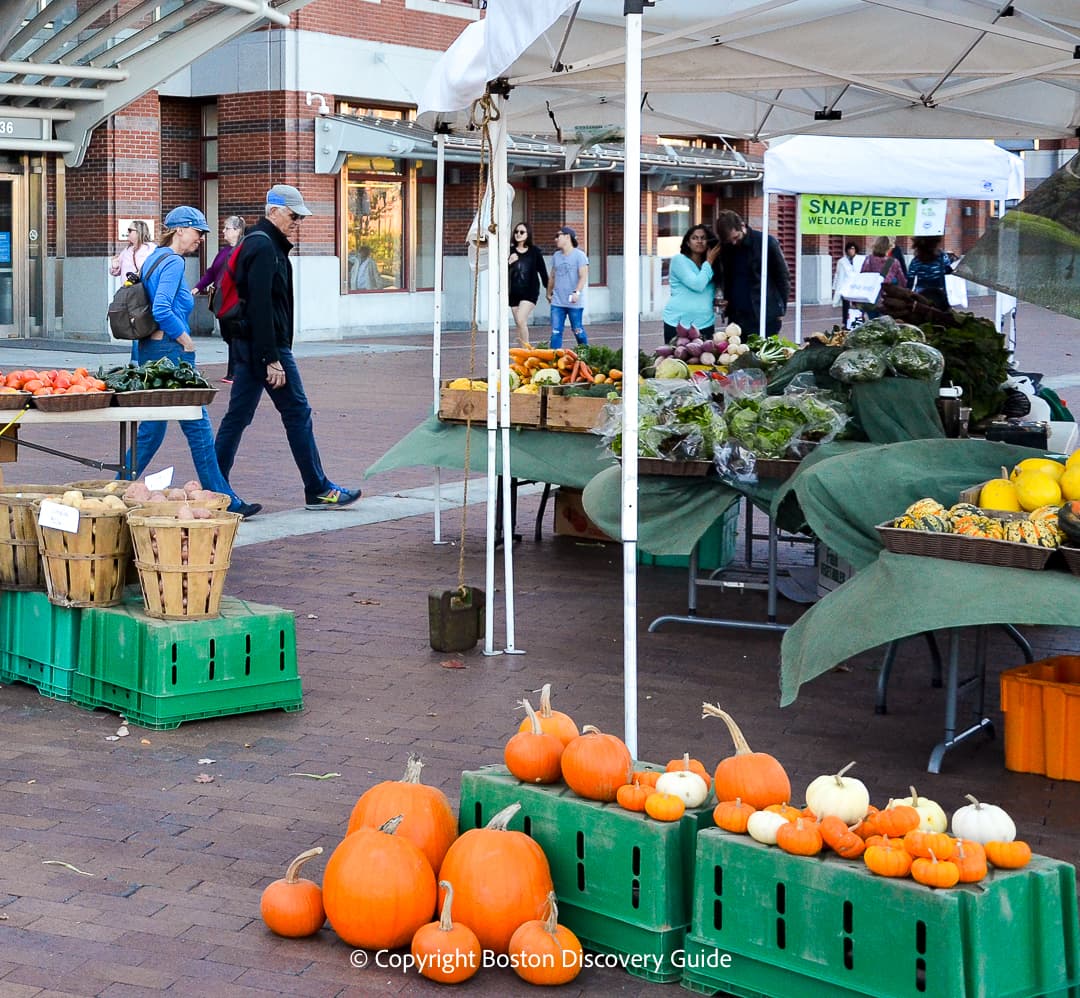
[432,130,448,544]
[794,193,802,344]
[759,192,770,340]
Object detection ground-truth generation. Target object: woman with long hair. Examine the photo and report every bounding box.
[507,221,548,346]
[124,205,259,517]
[907,235,953,310]
[859,235,906,318]
[109,219,155,279]
[194,215,246,383]
[663,223,722,343]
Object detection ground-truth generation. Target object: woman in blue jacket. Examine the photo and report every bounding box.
[663,224,722,343]
[126,206,259,517]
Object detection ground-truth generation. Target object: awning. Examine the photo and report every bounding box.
[0,0,311,166]
[314,112,763,185]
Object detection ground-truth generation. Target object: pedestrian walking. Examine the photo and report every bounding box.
[546,226,589,349]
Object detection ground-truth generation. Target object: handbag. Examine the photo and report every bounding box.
[107,252,170,341]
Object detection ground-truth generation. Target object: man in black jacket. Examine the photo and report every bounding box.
[214,184,360,510]
[716,210,791,338]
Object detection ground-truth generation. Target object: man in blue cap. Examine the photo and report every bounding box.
[214,184,361,510]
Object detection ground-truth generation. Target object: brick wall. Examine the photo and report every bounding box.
[294,0,471,50]
[159,98,201,212]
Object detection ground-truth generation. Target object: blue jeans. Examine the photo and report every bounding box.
[550,305,588,349]
[214,339,330,500]
[124,337,240,501]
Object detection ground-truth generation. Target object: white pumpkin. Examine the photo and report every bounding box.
[655,769,709,809]
[804,761,870,824]
[951,795,1016,844]
[746,810,789,846]
[891,785,948,833]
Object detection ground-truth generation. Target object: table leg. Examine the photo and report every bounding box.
[1001,623,1034,663]
[535,483,552,542]
[875,641,899,715]
[743,497,754,567]
[927,628,994,774]
[766,513,778,622]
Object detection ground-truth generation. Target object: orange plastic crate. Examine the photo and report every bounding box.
[1001,655,1080,781]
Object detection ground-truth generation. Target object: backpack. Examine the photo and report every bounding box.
[107,252,171,341]
[214,230,272,341]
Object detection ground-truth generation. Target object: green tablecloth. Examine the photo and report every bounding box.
[779,551,1079,706]
[364,415,615,491]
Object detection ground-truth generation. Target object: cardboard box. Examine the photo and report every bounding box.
[553,487,614,542]
[816,544,854,598]
[544,387,612,433]
[437,380,543,427]
[0,426,16,462]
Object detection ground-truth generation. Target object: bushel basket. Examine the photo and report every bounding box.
[0,486,73,590]
[127,510,241,620]
[34,502,132,607]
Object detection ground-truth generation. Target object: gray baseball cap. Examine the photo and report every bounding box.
[266,183,312,217]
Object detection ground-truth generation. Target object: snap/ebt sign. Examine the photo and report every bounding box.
[799,195,945,236]
[805,196,913,220]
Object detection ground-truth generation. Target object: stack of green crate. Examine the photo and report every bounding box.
[682,828,1080,998]
[637,500,740,572]
[0,590,82,701]
[459,764,714,984]
[71,592,303,729]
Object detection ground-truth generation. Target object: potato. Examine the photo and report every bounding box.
[61,490,83,507]
[103,495,126,510]
[165,488,188,501]
[103,481,125,494]
[191,507,213,519]
[177,505,195,520]
[149,491,169,502]
[77,497,108,512]
[123,481,152,502]
[182,480,202,497]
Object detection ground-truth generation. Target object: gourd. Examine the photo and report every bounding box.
[322,816,437,949]
[507,893,582,986]
[346,754,458,873]
[713,798,756,834]
[904,498,946,519]
[819,816,866,859]
[410,881,481,984]
[516,683,579,746]
[746,809,789,846]
[892,786,948,832]
[911,849,960,889]
[775,818,823,857]
[437,803,554,953]
[804,761,869,824]
[950,795,1016,844]
[504,699,564,785]
[985,840,1032,869]
[259,847,325,938]
[702,703,791,809]
[1058,500,1080,544]
[654,768,709,808]
[644,791,686,822]
[560,725,633,802]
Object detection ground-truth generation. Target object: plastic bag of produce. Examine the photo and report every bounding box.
[723,367,768,401]
[713,441,759,484]
[829,347,888,384]
[845,316,903,349]
[885,341,945,381]
[794,392,849,445]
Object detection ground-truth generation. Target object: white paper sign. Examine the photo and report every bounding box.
[842,272,885,305]
[38,499,80,533]
[144,467,173,492]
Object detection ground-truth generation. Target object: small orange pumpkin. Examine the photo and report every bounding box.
[819,816,866,859]
[713,798,756,834]
[985,839,1032,869]
[410,880,481,984]
[259,846,325,938]
[766,802,803,822]
[776,817,823,857]
[507,892,582,986]
[703,703,791,810]
[863,834,907,850]
[616,779,650,813]
[867,804,921,838]
[517,683,579,746]
[853,805,880,838]
[633,770,662,789]
[911,849,960,889]
[666,751,712,790]
[904,830,956,861]
[953,840,988,883]
[560,725,633,803]
[864,844,913,878]
[505,699,564,785]
[644,792,686,822]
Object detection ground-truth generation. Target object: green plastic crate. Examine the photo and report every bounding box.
[681,828,1080,998]
[0,590,82,700]
[459,765,714,983]
[70,594,303,729]
[638,500,739,571]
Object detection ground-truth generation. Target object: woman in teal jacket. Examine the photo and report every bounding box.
[663,224,722,342]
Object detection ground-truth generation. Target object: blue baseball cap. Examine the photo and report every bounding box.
[266,183,312,217]
[164,206,210,232]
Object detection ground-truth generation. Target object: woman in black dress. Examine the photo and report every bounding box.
[508,221,549,347]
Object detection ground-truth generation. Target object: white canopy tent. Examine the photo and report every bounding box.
[760,136,1025,341]
[419,0,1080,755]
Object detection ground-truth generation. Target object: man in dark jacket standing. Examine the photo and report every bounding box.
[716,210,790,337]
[214,184,360,510]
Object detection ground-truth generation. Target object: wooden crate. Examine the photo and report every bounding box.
[437,380,543,427]
[544,388,612,433]
[553,487,615,542]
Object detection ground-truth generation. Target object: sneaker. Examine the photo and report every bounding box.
[231,501,262,519]
[305,486,361,511]
[221,377,233,384]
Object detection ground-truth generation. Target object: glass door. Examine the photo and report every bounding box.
[0,178,19,337]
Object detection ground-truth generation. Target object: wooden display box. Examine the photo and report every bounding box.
[544,387,612,433]
[554,487,614,542]
[437,380,543,427]
[0,426,17,462]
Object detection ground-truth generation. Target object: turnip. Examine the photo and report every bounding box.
[686,341,706,359]
[725,322,742,338]
[687,326,702,341]
[735,343,751,355]
[654,345,675,358]
[719,351,734,365]
[676,337,690,348]
[673,346,690,360]
[700,351,716,366]
[713,328,728,344]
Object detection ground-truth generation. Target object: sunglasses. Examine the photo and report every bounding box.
[284,208,302,222]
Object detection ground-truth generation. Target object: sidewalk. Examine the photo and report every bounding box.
[0,301,1078,996]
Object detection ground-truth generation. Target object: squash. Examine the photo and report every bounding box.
[616,778,651,813]
[1057,500,1080,544]
[410,881,481,984]
[776,817,823,857]
[904,498,946,519]
[819,816,866,859]
[713,798,756,834]
[517,683,579,746]
[903,829,956,861]
[864,844,912,878]
[505,699,564,784]
[804,761,870,824]
[985,839,1032,869]
[892,786,948,833]
[259,847,325,938]
[953,840,988,883]
[645,791,686,822]
[702,703,791,809]
[655,768,709,808]
[560,725,633,802]
[911,849,960,889]
[507,893,582,986]
[746,809,789,846]
[665,751,712,790]
[950,795,1016,844]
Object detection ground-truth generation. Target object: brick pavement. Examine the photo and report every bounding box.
[1,302,1079,996]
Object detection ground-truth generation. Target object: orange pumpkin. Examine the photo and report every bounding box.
[507,893,582,986]
[853,805,880,839]
[259,846,325,938]
[911,849,960,889]
[713,798,756,834]
[560,725,633,802]
[644,792,685,822]
[765,802,803,822]
[666,752,712,790]
[867,804,921,838]
[616,779,650,813]
[864,844,913,878]
[633,770,661,789]
[703,703,791,809]
[819,816,866,859]
[346,753,458,873]
[517,683,579,746]
[776,817,823,857]
[410,880,481,984]
[985,839,1032,869]
[437,803,554,953]
[903,830,956,861]
[505,699,564,784]
[323,816,437,949]
[953,840,988,883]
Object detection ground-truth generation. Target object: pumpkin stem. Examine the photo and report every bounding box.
[538,683,554,719]
[682,752,691,771]
[701,703,752,755]
[486,802,522,830]
[582,724,602,736]
[834,761,857,784]
[283,846,323,884]
[378,814,405,835]
[543,891,560,936]
[437,880,457,932]
[928,848,939,863]
[403,753,425,784]
[521,698,543,736]
[909,785,920,805]
[964,794,982,808]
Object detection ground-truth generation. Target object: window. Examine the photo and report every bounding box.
[345,159,404,291]
[656,191,692,283]
[586,188,605,285]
